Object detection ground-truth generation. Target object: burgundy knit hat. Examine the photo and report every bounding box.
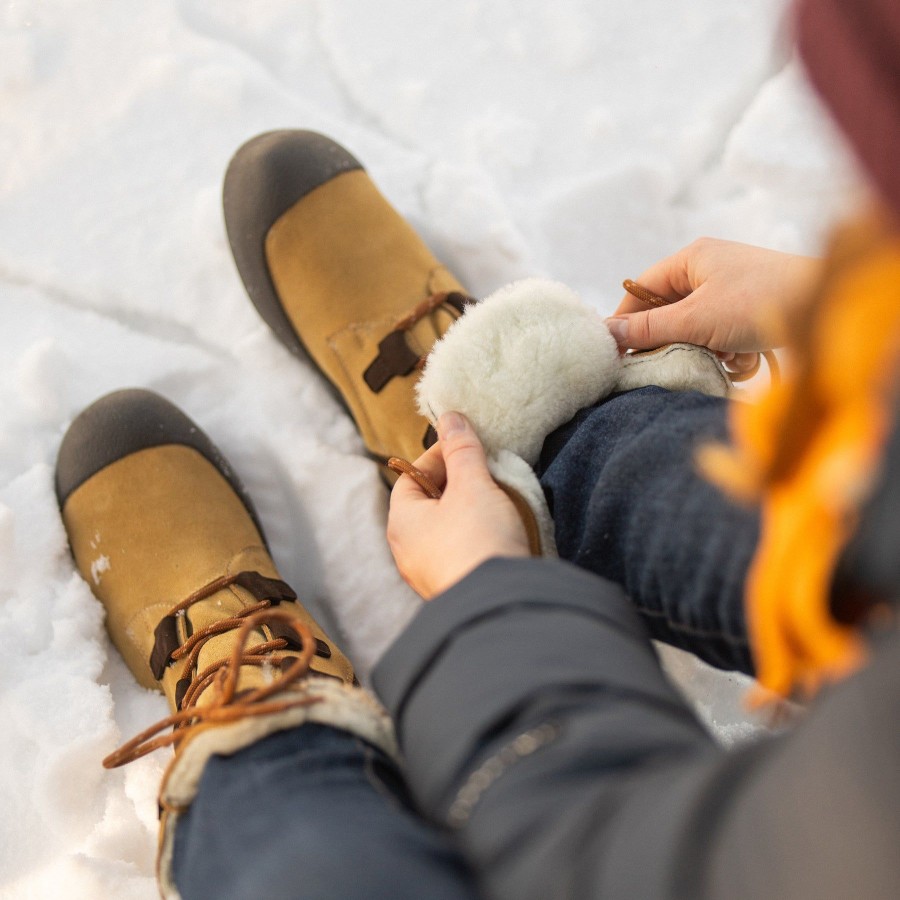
[795,0,900,218]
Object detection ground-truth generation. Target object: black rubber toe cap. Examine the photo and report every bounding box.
[56,389,266,540]
[223,130,363,355]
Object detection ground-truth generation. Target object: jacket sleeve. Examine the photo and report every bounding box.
[373,557,900,900]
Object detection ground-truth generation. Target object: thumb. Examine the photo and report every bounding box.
[437,412,494,489]
[606,293,704,350]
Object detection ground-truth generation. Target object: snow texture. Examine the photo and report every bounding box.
[0,1,857,896]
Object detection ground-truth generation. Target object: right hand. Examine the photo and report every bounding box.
[607,238,821,362]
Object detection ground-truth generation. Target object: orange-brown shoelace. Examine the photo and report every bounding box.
[103,607,320,769]
[386,457,443,498]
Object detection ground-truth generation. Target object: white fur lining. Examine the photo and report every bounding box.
[488,450,557,555]
[618,343,731,397]
[157,678,397,898]
[416,278,732,557]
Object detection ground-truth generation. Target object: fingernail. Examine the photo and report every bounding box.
[733,353,759,372]
[605,317,629,344]
[438,411,466,438]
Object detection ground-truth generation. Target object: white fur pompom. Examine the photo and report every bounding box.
[416,278,620,465]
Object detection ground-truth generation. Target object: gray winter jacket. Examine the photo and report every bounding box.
[374,557,900,900]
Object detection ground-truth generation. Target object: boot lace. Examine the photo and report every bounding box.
[103,577,322,769]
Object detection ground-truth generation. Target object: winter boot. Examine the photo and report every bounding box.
[223,130,473,470]
[56,389,396,895]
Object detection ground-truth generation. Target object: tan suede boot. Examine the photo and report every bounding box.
[56,389,396,896]
[223,130,473,468]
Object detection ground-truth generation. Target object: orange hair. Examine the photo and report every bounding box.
[700,213,900,700]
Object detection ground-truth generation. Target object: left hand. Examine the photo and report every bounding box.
[609,238,821,371]
[387,412,530,599]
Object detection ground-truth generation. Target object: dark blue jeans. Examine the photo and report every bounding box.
[538,387,758,674]
[172,387,758,898]
[172,724,480,899]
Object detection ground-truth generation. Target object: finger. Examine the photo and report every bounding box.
[437,411,495,490]
[613,291,673,317]
[607,284,714,350]
[409,440,447,485]
[612,247,697,319]
[632,245,696,298]
[390,443,446,504]
[726,351,759,373]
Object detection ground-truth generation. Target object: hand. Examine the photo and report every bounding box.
[387,411,530,599]
[607,238,821,363]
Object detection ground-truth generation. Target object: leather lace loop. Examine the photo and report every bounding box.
[363,291,477,393]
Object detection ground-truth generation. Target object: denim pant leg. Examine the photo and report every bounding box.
[537,386,759,674]
[172,723,480,900]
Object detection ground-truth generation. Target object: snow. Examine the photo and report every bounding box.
[0,0,857,896]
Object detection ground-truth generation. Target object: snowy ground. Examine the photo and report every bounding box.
[0,1,860,896]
